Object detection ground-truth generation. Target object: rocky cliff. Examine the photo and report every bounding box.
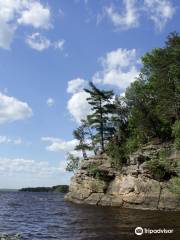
[65,144,180,210]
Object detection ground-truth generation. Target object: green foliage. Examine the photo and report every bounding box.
[125,32,180,141]
[146,149,177,181]
[66,153,80,173]
[106,140,125,169]
[73,123,92,159]
[84,82,114,152]
[169,177,180,196]
[66,33,180,180]
[125,132,145,154]
[51,185,69,193]
[172,120,180,149]
[19,185,69,193]
[87,162,101,178]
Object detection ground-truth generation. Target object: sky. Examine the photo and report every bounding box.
[0,0,180,189]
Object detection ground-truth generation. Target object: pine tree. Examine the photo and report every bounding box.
[81,118,98,155]
[111,96,129,143]
[84,82,114,152]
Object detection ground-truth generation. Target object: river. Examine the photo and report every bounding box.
[0,192,179,239]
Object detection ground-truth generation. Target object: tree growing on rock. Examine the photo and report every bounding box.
[73,123,90,159]
[84,82,114,152]
[66,153,80,173]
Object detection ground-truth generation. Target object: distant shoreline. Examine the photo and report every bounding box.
[19,185,69,193]
[0,189,18,192]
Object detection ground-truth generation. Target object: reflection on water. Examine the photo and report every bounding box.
[0,192,180,240]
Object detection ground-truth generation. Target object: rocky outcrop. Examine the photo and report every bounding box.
[65,144,180,211]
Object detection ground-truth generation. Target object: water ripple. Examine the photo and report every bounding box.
[0,192,180,239]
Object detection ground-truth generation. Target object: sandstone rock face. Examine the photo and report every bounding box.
[65,144,180,211]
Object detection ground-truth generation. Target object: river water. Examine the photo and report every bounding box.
[0,192,180,240]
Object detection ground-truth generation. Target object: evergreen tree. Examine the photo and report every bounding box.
[84,82,114,152]
[81,118,98,155]
[111,96,129,143]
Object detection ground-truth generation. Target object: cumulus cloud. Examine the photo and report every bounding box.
[104,0,139,30]
[0,0,25,22]
[0,136,23,145]
[17,1,51,29]
[0,92,32,124]
[67,91,91,123]
[26,32,65,51]
[0,0,51,49]
[67,78,87,94]
[46,97,55,107]
[144,0,175,31]
[66,49,139,123]
[0,157,66,176]
[93,48,139,90]
[42,137,78,153]
[100,0,175,31]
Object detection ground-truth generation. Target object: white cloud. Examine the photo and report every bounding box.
[0,0,51,49]
[144,0,175,31]
[93,48,139,90]
[94,67,139,90]
[42,137,78,153]
[26,32,51,51]
[0,0,25,22]
[0,136,23,145]
[66,49,139,123]
[26,32,65,51]
[67,91,91,123]
[100,0,175,31]
[105,0,139,30]
[67,78,87,94]
[42,137,86,158]
[101,48,138,69]
[0,92,32,124]
[17,1,51,29]
[0,157,66,176]
[46,97,55,107]
[0,21,16,49]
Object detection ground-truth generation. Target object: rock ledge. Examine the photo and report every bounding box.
[65,145,180,211]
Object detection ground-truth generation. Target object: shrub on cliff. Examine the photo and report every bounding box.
[147,149,177,181]
[87,162,101,178]
[66,153,80,173]
[106,140,125,169]
[172,120,180,150]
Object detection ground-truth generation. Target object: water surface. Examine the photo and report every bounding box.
[0,192,179,240]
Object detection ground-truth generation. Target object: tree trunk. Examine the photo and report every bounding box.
[99,99,104,152]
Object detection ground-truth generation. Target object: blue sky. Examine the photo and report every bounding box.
[0,0,179,189]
